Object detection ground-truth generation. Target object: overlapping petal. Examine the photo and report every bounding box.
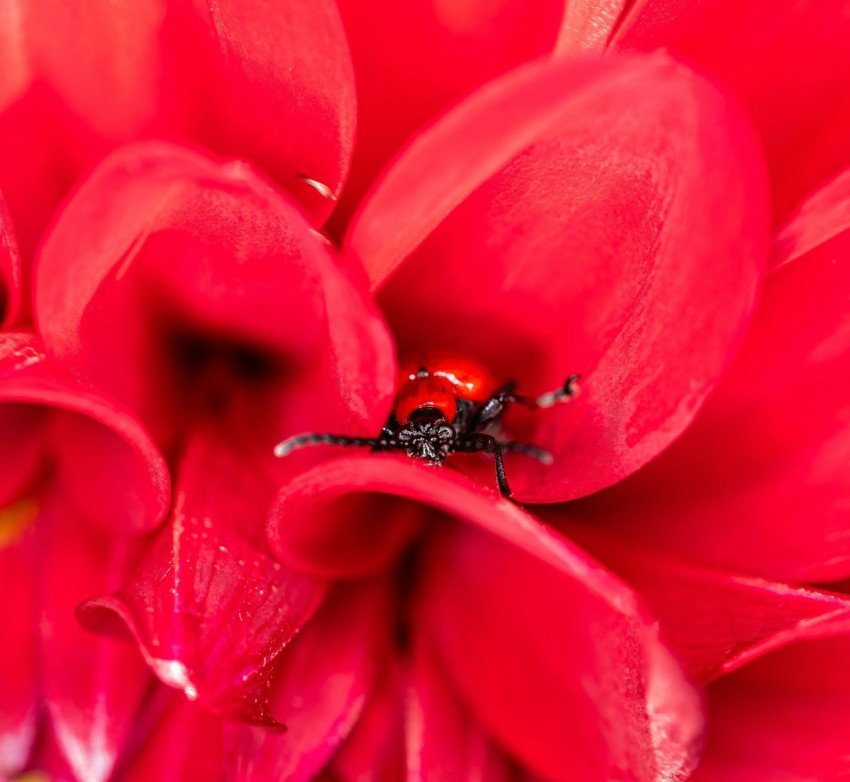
[346,53,768,502]
[269,455,703,782]
[572,174,850,581]
[0,192,21,327]
[78,429,326,725]
[0,333,169,532]
[225,579,392,782]
[690,616,850,781]
[0,0,355,263]
[39,491,155,782]
[330,0,565,231]
[612,0,850,221]
[35,142,396,450]
[555,524,850,685]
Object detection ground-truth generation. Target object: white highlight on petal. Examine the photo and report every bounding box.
[150,658,199,701]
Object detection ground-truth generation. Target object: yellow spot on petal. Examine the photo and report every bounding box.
[14,773,51,782]
[0,498,38,548]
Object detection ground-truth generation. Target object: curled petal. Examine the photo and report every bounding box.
[0,192,21,327]
[690,616,850,781]
[35,143,395,449]
[613,0,850,222]
[269,455,703,781]
[574,188,850,581]
[555,523,850,685]
[225,580,392,782]
[78,430,326,724]
[38,489,155,782]
[0,333,169,532]
[347,54,768,502]
[330,0,564,230]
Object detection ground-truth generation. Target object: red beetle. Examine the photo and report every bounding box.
[275,353,579,499]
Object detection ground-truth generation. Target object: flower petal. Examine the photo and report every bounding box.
[224,579,392,782]
[35,142,395,451]
[78,429,326,724]
[572,190,850,581]
[690,616,850,782]
[330,0,564,231]
[346,54,768,502]
[328,663,405,781]
[0,333,169,532]
[0,192,21,327]
[0,0,355,249]
[420,523,703,782]
[0,504,38,778]
[613,0,850,221]
[405,642,518,782]
[38,489,155,782]
[555,524,850,686]
[121,698,225,782]
[268,454,703,782]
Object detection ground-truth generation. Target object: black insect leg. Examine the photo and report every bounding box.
[501,440,553,464]
[454,433,513,498]
[535,374,581,408]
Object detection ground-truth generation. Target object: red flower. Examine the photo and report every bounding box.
[1,2,850,781]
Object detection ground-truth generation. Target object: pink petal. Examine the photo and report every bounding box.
[555,0,633,53]
[0,192,21,327]
[346,54,768,502]
[120,698,226,782]
[613,0,850,222]
[35,142,395,450]
[224,579,392,782]
[78,429,326,724]
[773,166,850,270]
[38,489,154,782]
[556,524,850,686]
[690,616,850,781]
[420,523,703,782]
[0,333,170,533]
[269,455,703,781]
[0,0,355,253]
[329,663,405,782]
[330,0,564,232]
[405,642,519,782]
[0,505,38,778]
[572,189,850,581]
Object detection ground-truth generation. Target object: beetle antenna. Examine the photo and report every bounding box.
[274,433,398,458]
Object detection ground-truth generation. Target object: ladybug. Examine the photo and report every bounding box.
[274,353,580,499]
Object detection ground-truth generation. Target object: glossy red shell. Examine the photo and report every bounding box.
[394,354,499,424]
[394,375,457,423]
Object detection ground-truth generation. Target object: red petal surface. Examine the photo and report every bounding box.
[420,524,702,782]
[0,193,21,327]
[330,0,564,232]
[556,524,850,686]
[405,643,518,782]
[346,54,768,502]
[0,333,169,533]
[269,455,703,782]
[691,617,850,782]
[79,429,326,724]
[328,663,405,782]
[572,190,850,581]
[613,0,850,222]
[0,502,38,778]
[555,0,633,53]
[0,0,355,255]
[35,143,395,451]
[225,580,391,782]
[120,698,225,782]
[38,490,154,782]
